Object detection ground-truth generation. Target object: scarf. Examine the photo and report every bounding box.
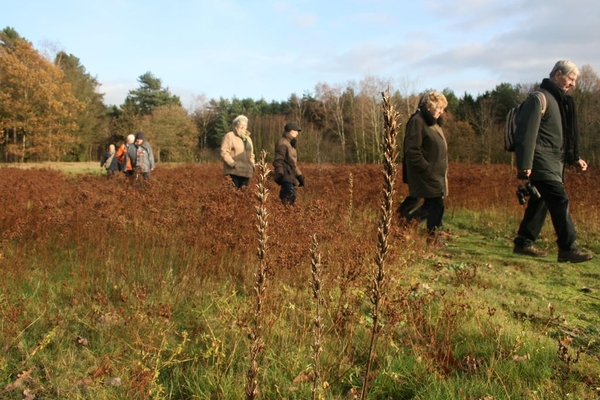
[417,107,444,127]
[282,131,297,148]
[235,129,253,151]
[540,78,579,164]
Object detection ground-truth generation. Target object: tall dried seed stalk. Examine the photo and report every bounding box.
[360,90,400,399]
[309,234,324,400]
[245,149,271,400]
[347,172,354,227]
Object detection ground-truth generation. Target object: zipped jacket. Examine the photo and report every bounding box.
[220,130,255,178]
[515,88,566,182]
[273,132,302,185]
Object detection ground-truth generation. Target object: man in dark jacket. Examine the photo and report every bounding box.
[513,60,592,263]
[273,122,305,205]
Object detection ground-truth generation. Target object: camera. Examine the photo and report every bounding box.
[516,182,541,205]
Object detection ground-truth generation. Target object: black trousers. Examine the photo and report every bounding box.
[279,182,296,205]
[398,196,444,233]
[230,174,249,189]
[398,196,421,219]
[514,180,577,251]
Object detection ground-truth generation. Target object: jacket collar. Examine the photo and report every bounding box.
[282,131,294,141]
[418,107,444,127]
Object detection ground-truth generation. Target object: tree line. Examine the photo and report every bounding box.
[2,26,600,166]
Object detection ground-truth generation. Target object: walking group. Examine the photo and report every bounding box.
[102,60,592,264]
[101,131,155,182]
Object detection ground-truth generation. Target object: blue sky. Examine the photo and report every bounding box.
[3,0,600,109]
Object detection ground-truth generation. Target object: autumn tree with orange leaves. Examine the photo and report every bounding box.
[0,28,83,162]
[0,29,82,162]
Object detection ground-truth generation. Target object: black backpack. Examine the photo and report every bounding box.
[504,91,546,152]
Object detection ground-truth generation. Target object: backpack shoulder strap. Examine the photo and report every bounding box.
[532,91,547,116]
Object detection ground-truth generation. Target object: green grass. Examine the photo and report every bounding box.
[446,209,600,346]
[0,161,104,175]
[6,221,595,398]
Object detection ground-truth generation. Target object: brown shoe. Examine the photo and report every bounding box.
[427,236,447,248]
[513,245,548,257]
[558,249,593,263]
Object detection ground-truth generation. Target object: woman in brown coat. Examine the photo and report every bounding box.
[399,91,448,242]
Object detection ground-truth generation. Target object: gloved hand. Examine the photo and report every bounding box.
[297,175,305,187]
[517,169,530,180]
[275,176,285,185]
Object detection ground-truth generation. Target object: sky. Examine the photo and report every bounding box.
[3,0,600,110]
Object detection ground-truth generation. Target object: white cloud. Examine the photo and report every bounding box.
[99,80,136,107]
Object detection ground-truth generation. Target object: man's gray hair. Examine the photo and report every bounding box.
[550,60,579,78]
[233,115,249,126]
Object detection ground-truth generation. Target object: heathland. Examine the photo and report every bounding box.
[0,161,599,399]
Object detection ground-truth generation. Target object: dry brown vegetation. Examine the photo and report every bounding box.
[0,161,599,399]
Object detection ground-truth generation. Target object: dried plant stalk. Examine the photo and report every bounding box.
[309,234,324,400]
[245,149,271,400]
[347,172,354,227]
[360,90,400,399]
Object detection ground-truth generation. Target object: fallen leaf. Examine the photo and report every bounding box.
[4,367,34,391]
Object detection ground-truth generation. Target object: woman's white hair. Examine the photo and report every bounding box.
[550,60,579,78]
[233,115,249,126]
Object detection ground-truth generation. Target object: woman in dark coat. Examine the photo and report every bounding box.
[399,91,448,243]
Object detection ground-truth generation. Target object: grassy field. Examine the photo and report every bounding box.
[0,160,599,399]
[0,161,103,174]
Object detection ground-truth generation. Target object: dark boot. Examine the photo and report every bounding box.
[513,245,548,257]
[426,229,447,248]
[557,249,593,263]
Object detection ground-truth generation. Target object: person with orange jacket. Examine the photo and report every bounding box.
[116,134,136,178]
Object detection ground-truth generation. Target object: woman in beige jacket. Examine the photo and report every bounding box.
[220,115,255,188]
